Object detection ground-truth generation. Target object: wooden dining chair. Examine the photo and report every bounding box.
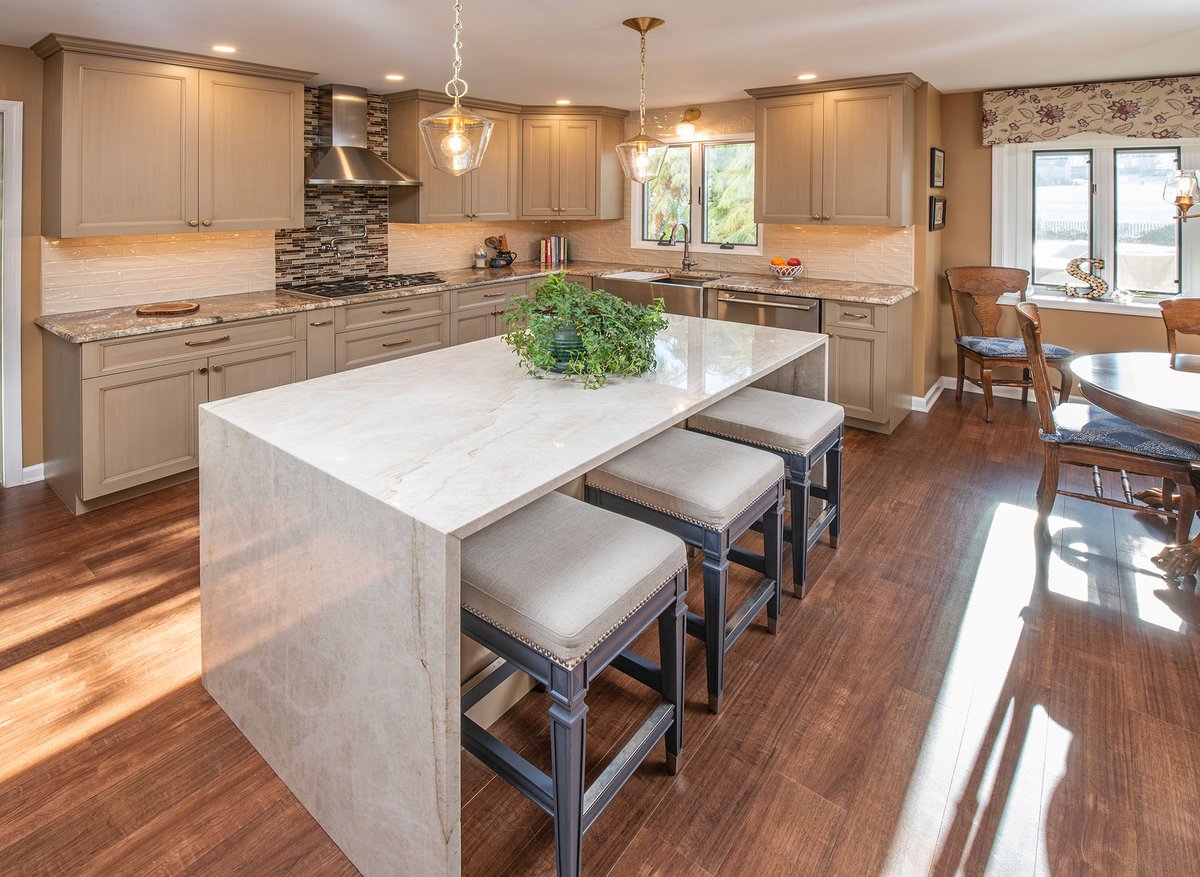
[1160,298,1200,365]
[946,267,1074,423]
[1016,301,1200,543]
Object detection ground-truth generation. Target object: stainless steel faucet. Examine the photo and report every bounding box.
[667,222,700,272]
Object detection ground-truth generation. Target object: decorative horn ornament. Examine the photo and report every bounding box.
[1064,257,1108,299]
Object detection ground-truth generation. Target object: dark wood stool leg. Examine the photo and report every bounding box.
[548,665,587,877]
[827,437,843,550]
[789,471,810,598]
[702,541,729,714]
[658,571,687,774]
[764,492,784,631]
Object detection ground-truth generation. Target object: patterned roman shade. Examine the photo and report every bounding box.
[982,76,1200,145]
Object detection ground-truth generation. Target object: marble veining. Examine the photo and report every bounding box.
[702,273,917,305]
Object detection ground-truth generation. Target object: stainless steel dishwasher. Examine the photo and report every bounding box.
[707,287,822,332]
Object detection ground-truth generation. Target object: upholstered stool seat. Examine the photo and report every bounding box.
[460,491,689,877]
[688,388,844,597]
[586,428,787,714]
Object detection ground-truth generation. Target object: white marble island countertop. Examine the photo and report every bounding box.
[198,316,826,876]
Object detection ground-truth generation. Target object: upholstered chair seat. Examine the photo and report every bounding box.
[1049,403,1200,463]
[956,335,1073,360]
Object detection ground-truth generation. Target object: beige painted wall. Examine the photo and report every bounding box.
[938,90,1199,381]
[0,45,43,470]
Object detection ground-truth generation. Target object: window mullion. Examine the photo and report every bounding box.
[691,143,702,238]
[1092,147,1114,285]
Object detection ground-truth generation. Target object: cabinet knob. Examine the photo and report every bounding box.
[810,215,821,222]
[188,220,199,227]
[822,215,831,221]
[198,366,208,375]
[212,364,223,372]
[201,219,213,227]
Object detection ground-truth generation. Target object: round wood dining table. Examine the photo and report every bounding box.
[1070,351,1200,577]
[1070,352,1200,445]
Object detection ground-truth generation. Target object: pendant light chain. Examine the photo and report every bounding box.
[445,0,468,106]
[638,30,647,134]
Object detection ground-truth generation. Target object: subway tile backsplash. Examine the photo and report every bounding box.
[40,231,276,315]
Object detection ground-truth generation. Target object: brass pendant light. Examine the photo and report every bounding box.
[615,17,668,184]
[419,0,493,176]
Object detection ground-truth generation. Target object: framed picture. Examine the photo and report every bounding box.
[929,196,947,231]
[930,147,945,188]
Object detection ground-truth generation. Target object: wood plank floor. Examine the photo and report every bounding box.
[3,392,1200,875]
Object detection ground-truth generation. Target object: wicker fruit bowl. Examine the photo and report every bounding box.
[768,263,804,281]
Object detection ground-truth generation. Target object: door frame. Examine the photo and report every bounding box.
[0,100,23,487]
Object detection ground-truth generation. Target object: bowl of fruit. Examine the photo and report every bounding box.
[769,257,804,281]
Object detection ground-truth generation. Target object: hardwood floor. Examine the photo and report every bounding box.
[3,393,1200,875]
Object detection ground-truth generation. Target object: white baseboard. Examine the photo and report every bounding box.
[910,380,944,413]
[939,375,1083,402]
[22,463,44,484]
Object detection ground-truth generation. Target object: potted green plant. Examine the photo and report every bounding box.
[501,273,668,388]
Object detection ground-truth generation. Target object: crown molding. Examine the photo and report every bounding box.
[31,34,316,82]
[381,88,523,115]
[745,72,924,99]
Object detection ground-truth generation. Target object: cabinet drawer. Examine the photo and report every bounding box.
[335,291,448,333]
[453,280,530,310]
[335,316,450,372]
[82,314,305,378]
[825,301,886,333]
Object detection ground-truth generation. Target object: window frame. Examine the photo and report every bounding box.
[993,134,1200,315]
[630,133,763,256]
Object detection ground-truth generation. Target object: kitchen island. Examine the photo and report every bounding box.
[198,316,826,875]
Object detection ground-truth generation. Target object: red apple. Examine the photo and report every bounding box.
[787,258,802,267]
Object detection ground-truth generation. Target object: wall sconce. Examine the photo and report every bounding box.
[675,107,701,138]
[1163,170,1200,222]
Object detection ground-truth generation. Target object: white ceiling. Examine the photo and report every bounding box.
[2,0,1198,106]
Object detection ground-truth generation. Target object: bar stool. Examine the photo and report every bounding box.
[585,428,786,714]
[460,491,688,877]
[688,388,844,598]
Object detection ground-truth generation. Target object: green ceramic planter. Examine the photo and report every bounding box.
[548,326,585,373]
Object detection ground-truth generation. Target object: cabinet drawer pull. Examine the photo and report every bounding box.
[718,295,815,312]
[381,307,412,314]
[482,291,509,298]
[184,335,230,347]
[382,339,413,348]
[844,312,869,320]
[310,319,333,327]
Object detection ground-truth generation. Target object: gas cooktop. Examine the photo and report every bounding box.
[284,273,445,299]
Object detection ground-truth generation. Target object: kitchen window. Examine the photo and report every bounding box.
[632,136,762,255]
[993,136,1200,313]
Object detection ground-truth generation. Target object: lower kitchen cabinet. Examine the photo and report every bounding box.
[823,297,912,434]
[450,280,531,345]
[335,316,450,371]
[44,317,310,513]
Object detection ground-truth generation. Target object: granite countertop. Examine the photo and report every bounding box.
[36,260,915,343]
[701,273,917,305]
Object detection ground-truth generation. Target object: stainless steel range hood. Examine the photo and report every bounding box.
[305,84,420,186]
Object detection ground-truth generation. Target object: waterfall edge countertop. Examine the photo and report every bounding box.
[198,316,828,876]
[35,261,915,344]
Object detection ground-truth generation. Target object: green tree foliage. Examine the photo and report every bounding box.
[642,143,756,246]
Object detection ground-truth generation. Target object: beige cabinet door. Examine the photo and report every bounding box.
[452,308,496,345]
[306,318,336,379]
[57,54,200,236]
[558,119,598,218]
[199,70,304,230]
[520,118,560,218]
[470,110,519,221]
[822,85,911,226]
[827,327,888,423]
[418,101,471,223]
[80,357,209,499]
[755,93,823,225]
[207,340,307,401]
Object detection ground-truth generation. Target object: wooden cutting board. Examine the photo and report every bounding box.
[136,301,200,316]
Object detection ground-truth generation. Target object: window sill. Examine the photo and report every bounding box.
[997,290,1178,317]
[629,240,764,258]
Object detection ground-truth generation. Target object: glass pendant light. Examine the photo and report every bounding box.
[419,0,493,176]
[1163,169,1200,222]
[615,17,668,185]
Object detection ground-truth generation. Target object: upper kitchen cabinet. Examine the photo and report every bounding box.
[386,90,521,224]
[518,108,624,220]
[748,73,920,227]
[35,35,312,238]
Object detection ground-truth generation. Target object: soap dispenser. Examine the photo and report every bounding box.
[474,244,488,269]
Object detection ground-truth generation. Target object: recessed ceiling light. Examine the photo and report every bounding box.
[385,74,405,81]
[555,99,571,105]
[212,45,237,53]
[796,73,818,81]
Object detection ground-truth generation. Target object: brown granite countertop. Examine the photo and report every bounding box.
[36,262,915,344]
[35,290,338,344]
[701,273,917,305]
